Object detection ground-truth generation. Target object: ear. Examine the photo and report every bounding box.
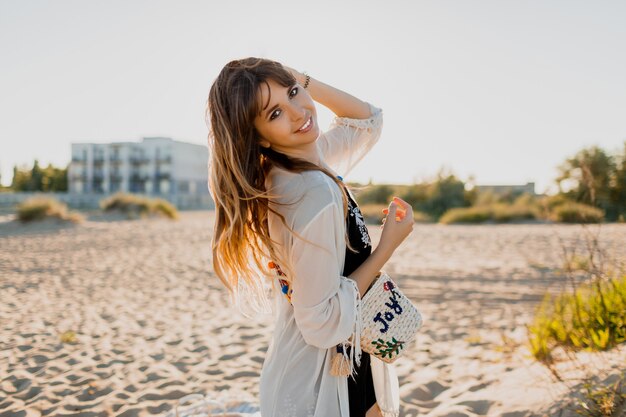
[259,138,271,149]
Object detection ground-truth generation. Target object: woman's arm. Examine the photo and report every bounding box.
[284,66,372,120]
[348,244,394,297]
[351,198,415,297]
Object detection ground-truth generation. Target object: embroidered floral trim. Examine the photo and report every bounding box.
[268,261,292,304]
[348,203,371,248]
[340,176,372,249]
[332,106,383,133]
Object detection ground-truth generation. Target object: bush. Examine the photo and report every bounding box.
[16,196,84,223]
[543,194,572,210]
[152,198,179,219]
[527,275,626,362]
[353,184,395,205]
[439,206,493,224]
[551,202,605,223]
[439,202,541,224]
[358,203,388,224]
[492,203,540,222]
[99,192,179,220]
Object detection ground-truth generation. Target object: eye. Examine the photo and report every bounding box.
[269,87,298,121]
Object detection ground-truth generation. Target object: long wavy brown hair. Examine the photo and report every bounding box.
[205,57,356,300]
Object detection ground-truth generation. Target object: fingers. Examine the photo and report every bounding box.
[392,196,410,207]
[382,202,405,213]
[382,208,405,219]
[382,197,411,221]
[382,207,405,214]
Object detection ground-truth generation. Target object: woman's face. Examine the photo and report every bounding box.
[253,78,320,159]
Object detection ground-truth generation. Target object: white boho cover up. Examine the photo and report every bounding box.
[257,103,401,417]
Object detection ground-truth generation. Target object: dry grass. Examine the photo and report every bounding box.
[16,196,84,224]
[99,192,179,220]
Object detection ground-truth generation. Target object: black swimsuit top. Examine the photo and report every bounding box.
[340,179,372,276]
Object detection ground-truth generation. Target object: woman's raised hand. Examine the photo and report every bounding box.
[282,64,304,85]
[378,196,414,253]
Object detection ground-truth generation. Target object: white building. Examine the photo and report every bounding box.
[69,137,208,198]
[474,182,536,196]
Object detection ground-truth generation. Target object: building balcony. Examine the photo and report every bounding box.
[130,156,149,164]
[156,156,172,163]
[155,172,171,180]
[130,173,150,182]
[70,173,88,181]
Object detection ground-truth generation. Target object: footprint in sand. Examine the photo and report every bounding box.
[468,382,490,392]
[458,400,493,415]
[403,380,449,403]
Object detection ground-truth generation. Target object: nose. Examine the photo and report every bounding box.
[287,102,307,122]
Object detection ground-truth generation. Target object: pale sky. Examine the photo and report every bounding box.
[1,0,625,195]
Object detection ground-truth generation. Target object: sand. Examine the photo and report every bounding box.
[1,211,625,417]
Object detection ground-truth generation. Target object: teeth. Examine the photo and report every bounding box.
[299,117,311,131]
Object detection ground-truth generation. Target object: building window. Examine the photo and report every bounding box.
[160,180,170,194]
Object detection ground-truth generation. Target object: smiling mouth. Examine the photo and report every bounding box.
[297,117,313,133]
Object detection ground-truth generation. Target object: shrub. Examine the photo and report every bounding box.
[99,192,179,220]
[513,192,539,207]
[576,377,625,417]
[440,199,579,224]
[543,194,572,210]
[16,196,84,223]
[439,206,493,224]
[551,202,605,223]
[152,198,179,219]
[353,184,395,205]
[59,330,78,344]
[358,203,388,224]
[527,275,626,363]
[492,203,540,222]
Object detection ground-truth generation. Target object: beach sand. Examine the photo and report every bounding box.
[1,211,625,416]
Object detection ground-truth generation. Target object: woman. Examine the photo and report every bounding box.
[206,57,414,417]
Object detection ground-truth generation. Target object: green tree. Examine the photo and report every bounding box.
[9,161,68,192]
[424,171,468,220]
[357,184,394,204]
[29,160,44,191]
[398,182,429,209]
[11,165,30,191]
[556,144,623,221]
[41,163,68,192]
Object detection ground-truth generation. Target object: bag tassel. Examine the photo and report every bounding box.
[330,344,352,377]
[330,277,363,378]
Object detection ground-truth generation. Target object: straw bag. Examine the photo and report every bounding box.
[359,270,422,363]
[330,270,423,375]
[269,262,423,370]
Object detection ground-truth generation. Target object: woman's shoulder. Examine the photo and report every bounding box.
[266,167,341,216]
[268,167,338,196]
